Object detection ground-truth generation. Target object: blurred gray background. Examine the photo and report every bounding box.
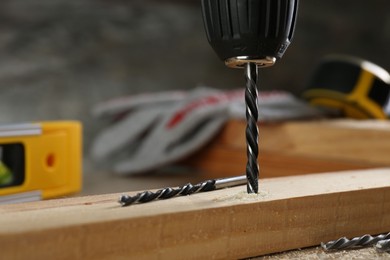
[0,0,388,172]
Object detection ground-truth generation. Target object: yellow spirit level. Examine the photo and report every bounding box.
[0,121,82,201]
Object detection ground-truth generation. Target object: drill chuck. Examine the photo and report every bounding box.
[201,0,299,68]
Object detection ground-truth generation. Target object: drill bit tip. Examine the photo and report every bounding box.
[376,238,390,252]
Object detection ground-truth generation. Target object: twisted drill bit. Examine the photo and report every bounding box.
[244,62,259,194]
[376,238,390,252]
[322,232,390,251]
[118,175,246,206]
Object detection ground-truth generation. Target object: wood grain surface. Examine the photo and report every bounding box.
[185,119,390,178]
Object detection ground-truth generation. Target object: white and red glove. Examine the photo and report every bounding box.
[91,86,321,175]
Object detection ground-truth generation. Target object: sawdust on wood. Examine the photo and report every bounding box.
[214,190,269,203]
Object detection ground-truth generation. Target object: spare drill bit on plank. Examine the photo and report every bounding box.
[119,175,246,206]
[322,232,390,251]
[376,238,390,252]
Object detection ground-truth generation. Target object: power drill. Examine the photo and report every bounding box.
[201,0,299,193]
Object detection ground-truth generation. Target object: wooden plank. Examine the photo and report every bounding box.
[183,119,390,178]
[187,146,380,179]
[260,120,390,164]
[1,168,390,259]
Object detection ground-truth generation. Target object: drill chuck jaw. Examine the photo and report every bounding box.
[225,55,276,69]
[201,0,298,69]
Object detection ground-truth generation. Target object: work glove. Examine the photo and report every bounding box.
[91,86,321,175]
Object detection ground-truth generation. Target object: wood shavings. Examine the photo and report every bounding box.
[214,190,269,203]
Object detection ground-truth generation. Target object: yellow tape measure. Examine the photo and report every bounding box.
[302,55,390,119]
[0,121,82,201]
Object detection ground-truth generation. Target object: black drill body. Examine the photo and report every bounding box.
[201,0,299,193]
